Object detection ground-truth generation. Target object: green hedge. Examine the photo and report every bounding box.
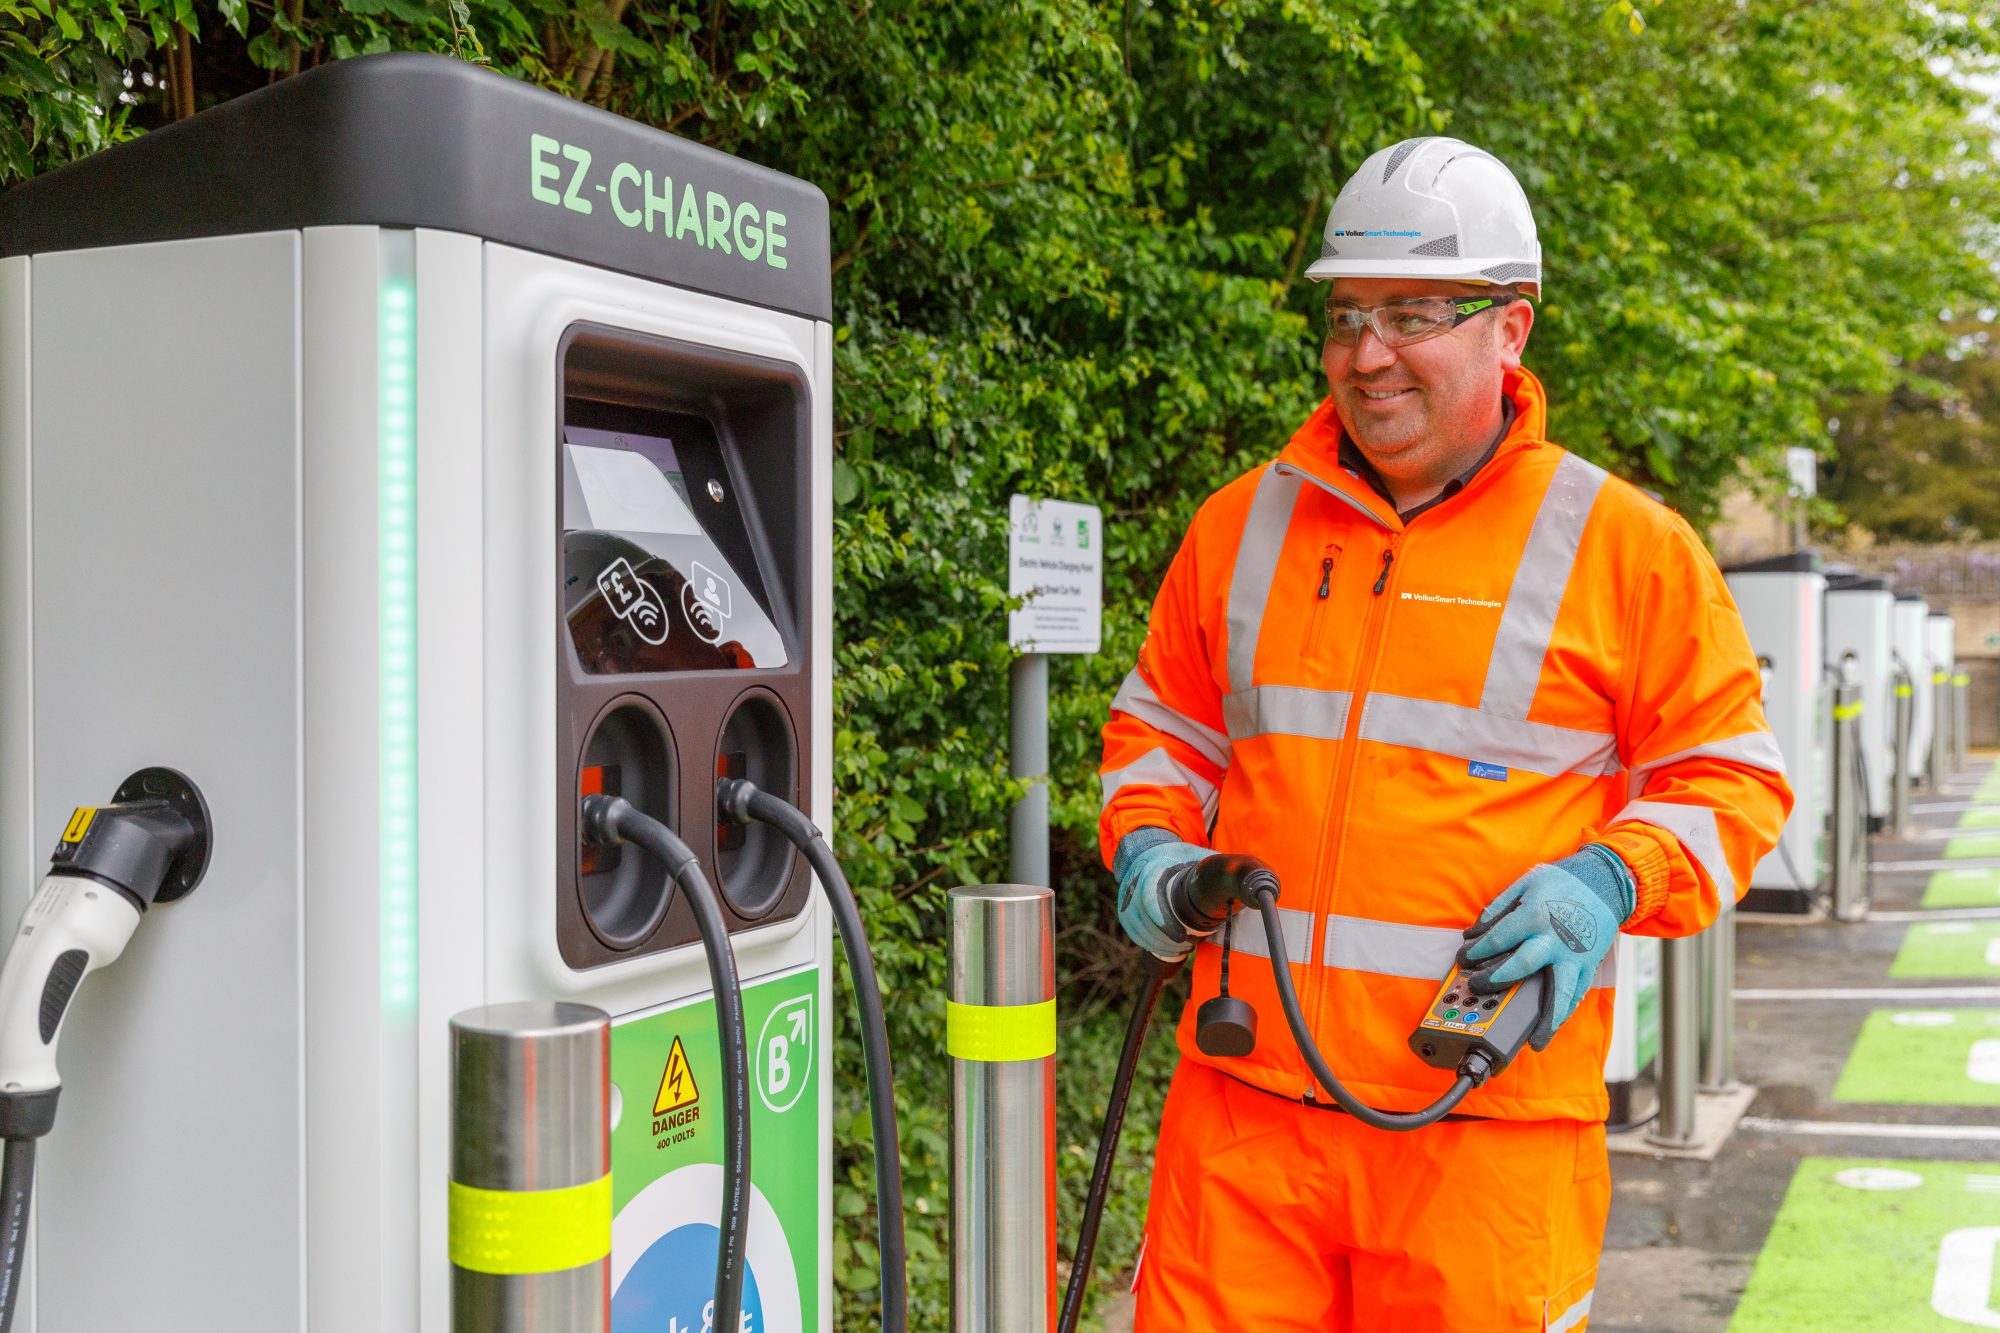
[8,1,1999,1325]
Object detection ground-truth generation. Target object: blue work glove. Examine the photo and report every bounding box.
[1112,828,1211,960]
[1457,845,1636,1052]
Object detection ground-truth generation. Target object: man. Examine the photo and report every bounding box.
[1098,136,1791,1332]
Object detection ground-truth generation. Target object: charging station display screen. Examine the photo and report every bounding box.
[563,423,788,674]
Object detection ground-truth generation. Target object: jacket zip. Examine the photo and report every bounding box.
[1303,546,1339,659]
[1300,530,1402,1097]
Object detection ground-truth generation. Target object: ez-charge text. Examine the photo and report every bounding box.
[530,134,789,269]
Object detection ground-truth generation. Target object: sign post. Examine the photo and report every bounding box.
[1007,495,1103,886]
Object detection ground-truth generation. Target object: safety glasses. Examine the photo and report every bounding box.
[1323,293,1522,349]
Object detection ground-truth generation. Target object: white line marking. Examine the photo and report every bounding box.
[1872,908,2000,923]
[1739,1117,2000,1141]
[1973,1040,2000,1086]
[1870,859,2000,872]
[1735,986,2000,1001]
[1914,803,2000,815]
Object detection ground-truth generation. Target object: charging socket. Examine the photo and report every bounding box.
[574,697,678,950]
[714,692,797,918]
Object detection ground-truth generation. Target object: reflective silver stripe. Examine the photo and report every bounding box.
[1225,467,1305,694]
[1359,693,1621,778]
[1627,730,1786,798]
[1210,904,1314,963]
[1321,915,1615,989]
[1222,685,1353,742]
[1099,748,1220,824]
[1611,799,1734,893]
[1111,667,1231,770]
[1481,453,1609,718]
[1322,916,1462,979]
[1548,1290,1594,1333]
[1274,460,1391,529]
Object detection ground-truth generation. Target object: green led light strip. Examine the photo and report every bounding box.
[379,242,418,1011]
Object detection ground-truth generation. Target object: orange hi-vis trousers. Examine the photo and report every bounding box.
[1134,1061,1607,1332]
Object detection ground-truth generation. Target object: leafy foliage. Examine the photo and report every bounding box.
[7,1,1999,1327]
[1823,323,2000,543]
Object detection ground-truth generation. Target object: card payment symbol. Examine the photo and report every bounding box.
[682,560,733,645]
[597,557,669,646]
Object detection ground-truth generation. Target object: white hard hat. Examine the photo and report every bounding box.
[1304,137,1542,296]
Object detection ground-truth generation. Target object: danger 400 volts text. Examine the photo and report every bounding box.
[530,135,791,269]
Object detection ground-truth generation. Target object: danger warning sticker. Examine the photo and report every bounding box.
[650,1035,702,1149]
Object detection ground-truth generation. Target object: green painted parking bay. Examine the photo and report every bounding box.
[1924,865,2000,908]
[1957,806,2000,828]
[1943,831,2000,859]
[1835,1010,2000,1107]
[1892,922,2000,978]
[1731,1158,2000,1331]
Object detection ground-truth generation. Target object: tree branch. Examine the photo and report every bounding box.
[831,203,877,277]
[1274,100,1344,307]
[572,0,633,103]
[168,26,196,121]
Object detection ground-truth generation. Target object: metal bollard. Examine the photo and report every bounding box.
[1955,672,1971,770]
[451,1001,612,1333]
[1891,673,1913,838]
[1933,672,1952,787]
[1647,934,1701,1149]
[1830,683,1867,920]
[1698,902,1736,1092]
[949,884,1057,1333]
[1009,654,1051,886]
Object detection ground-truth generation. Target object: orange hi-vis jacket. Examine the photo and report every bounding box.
[1099,368,1792,1122]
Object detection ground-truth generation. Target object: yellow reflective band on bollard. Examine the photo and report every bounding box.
[1936,672,1950,684]
[1956,673,1971,686]
[448,1175,611,1275]
[946,998,1057,1062]
[1834,701,1864,721]
[1897,684,1914,698]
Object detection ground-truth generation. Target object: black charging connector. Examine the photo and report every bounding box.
[716,777,908,1333]
[580,794,750,1333]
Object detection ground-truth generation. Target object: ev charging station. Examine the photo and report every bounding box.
[1928,612,1958,783]
[1723,554,1826,911]
[1601,936,1660,1127]
[1895,594,1933,792]
[0,53,835,1333]
[1825,573,1894,828]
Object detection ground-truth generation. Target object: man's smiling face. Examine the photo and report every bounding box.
[1321,277,1534,492]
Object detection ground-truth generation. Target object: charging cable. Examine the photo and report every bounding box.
[579,795,749,1333]
[715,778,907,1333]
[1170,854,1483,1127]
[1058,853,1488,1333]
[0,768,210,1333]
[1057,955,1180,1333]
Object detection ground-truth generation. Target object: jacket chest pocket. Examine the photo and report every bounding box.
[1302,541,1343,662]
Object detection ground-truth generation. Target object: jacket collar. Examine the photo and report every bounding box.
[1275,367,1550,529]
